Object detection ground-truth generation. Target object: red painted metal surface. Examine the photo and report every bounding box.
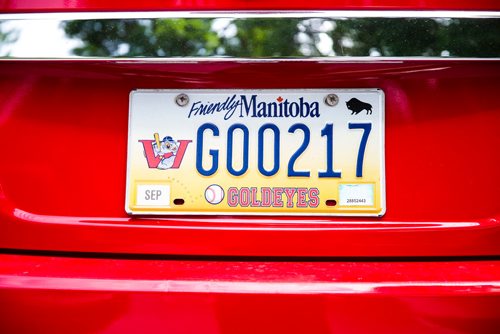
[0,59,498,256]
[1,254,500,333]
[0,0,498,12]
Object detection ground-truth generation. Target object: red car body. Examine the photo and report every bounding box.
[0,1,499,333]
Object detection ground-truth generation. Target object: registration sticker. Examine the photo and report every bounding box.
[126,89,385,216]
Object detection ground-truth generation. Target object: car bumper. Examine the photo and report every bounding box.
[1,253,499,333]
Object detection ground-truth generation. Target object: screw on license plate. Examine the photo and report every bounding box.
[324,94,339,107]
[175,93,189,107]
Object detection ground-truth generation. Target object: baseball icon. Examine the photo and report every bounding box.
[205,184,225,205]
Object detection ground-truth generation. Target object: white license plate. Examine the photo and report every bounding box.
[126,89,385,216]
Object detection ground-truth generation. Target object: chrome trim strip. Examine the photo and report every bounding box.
[0,11,499,20]
[0,57,499,62]
[0,13,498,59]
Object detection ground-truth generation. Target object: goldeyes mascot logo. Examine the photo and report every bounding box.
[139,133,191,170]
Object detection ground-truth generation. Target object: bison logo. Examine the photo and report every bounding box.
[346,98,373,115]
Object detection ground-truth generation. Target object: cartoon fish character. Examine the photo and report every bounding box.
[153,135,178,170]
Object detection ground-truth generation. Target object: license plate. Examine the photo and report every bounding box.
[126,89,385,216]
